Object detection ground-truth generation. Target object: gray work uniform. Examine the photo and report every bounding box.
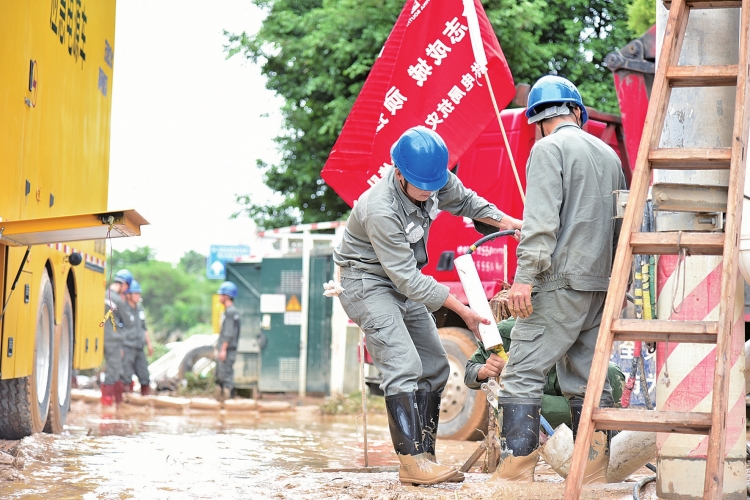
[123,302,150,386]
[334,167,506,396]
[216,304,240,390]
[103,290,135,385]
[497,122,626,403]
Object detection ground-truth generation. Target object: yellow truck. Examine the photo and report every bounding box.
[0,0,146,438]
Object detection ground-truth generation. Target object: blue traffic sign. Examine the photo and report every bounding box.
[206,245,250,279]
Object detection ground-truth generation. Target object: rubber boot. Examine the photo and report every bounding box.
[569,398,612,484]
[215,385,225,402]
[127,381,134,393]
[114,381,124,404]
[100,384,115,406]
[222,387,232,401]
[140,384,151,396]
[488,397,541,483]
[416,391,464,483]
[385,392,458,485]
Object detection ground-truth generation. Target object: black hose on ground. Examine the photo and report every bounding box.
[633,475,656,500]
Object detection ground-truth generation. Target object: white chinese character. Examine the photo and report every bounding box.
[384,86,408,116]
[378,162,393,178]
[367,174,382,187]
[426,40,451,66]
[376,113,389,133]
[620,341,634,360]
[425,111,444,130]
[448,85,467,105]
[443,17,468,44]
[408,58,433,87]
[437,98,455,118]
[461,73,477,90]
[471,62,488,81]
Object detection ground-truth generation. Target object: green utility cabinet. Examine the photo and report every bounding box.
[225,250,333,395]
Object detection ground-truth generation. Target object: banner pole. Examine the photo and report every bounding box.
[485,74,525,205]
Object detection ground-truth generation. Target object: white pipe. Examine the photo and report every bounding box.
[454,253,502,348]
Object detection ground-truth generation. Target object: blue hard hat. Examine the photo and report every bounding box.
[526,75,588,125]
[128,280,142,294]
[114,269,133,286]
[390,127,450,191]
[216,281,238,298]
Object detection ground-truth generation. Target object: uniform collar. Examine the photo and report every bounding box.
[389,168,436,215]
[551,121,581,134]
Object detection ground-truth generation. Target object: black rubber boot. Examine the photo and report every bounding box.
[385,392,457,485]
[569,398,612,484]
[416,391,464,482]
[489,397,541,483]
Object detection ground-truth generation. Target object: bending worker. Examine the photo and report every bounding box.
[493,75,627,484]
[333,126,522,486]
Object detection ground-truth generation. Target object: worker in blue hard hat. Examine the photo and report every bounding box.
[215,281,240,402]
[333,126,522,486]
[101,269,137,406]
[123,280,153,396]
[491,75,627,484]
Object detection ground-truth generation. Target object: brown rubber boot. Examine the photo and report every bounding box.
[417,391,464,483]
[214,385,225,402]
[397,453,458,485]
[582,431,609,484]
[488,449,540,483]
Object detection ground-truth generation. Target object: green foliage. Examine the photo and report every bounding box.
[147,342,170,364]
[626,0,656,37]
[226,0,637,227]
[108,248,218,341]
[318,391,386,415]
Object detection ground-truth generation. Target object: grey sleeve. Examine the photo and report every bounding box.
[464,360,485,390]
[436,172,506,222]
[364,212,449,311]
[514,146,564,284]
[219,314,239,344]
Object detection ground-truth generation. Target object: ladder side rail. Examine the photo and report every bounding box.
[703,3,750,497]
[563,0,691,496]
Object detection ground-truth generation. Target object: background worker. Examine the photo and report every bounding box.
[333,126,522,486]
[215,281,240,401]
[492,75,627,484]
[102,269,135,406]
[123,280,153,396]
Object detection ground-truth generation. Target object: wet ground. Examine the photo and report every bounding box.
[0,398,663,499]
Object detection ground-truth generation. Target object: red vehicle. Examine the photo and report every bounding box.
[358,30,655,440]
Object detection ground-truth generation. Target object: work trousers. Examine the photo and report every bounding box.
[123,346,150,386]
[216,349,237,390]
[496,287,614,404]
[103,339,123,385]
[339,275,450,396]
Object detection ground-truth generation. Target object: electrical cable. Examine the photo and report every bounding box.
[633,475,656,500]
[467,230,517,254]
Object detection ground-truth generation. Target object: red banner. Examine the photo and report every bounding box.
[321,0,515,207]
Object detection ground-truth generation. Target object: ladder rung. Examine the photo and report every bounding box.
[649,147,732,170]
[630,232,724,255]
[612,319,718,343]
[666,65,738,87]
[664,0,742,8]
[592,408,712,434]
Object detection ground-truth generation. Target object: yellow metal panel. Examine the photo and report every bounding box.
[74,261,105,370]
[1,247,34,379]
[212,295,225,334]
[0,210,148,247]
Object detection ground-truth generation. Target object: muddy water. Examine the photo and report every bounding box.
[0,400,661,500]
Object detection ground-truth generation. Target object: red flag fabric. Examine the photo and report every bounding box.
[321,0,515,207]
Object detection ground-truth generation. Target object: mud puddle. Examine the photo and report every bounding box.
[0,400,661,499]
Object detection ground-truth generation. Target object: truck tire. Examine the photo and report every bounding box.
[437,327,488,441]
[45,289,73,434]
[177,345,216,380]
[0,269,55,439]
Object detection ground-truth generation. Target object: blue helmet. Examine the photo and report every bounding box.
[390,126,450,191]
[526,75,588,125]
[216,281,238,298]
[114,269,133,286]
[128,280,142,294]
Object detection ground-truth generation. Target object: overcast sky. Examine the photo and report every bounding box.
[108,1,283,263]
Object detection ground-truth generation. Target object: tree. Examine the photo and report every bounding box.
[179,250,208,277]
[226,0,636,228]
[626,0,656,36]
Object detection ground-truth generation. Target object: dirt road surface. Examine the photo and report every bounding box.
[0,398,664,499]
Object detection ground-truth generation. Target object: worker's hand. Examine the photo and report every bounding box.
[219,347,227,362]
[505,282,533,319]
[478,353,506,380]
[147,344,154,357]
[500,216,523,241]
[462,306,493,340]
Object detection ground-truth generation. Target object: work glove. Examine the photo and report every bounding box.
[323,280,345,297]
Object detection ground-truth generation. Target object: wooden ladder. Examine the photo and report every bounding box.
[564,1,749,499]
